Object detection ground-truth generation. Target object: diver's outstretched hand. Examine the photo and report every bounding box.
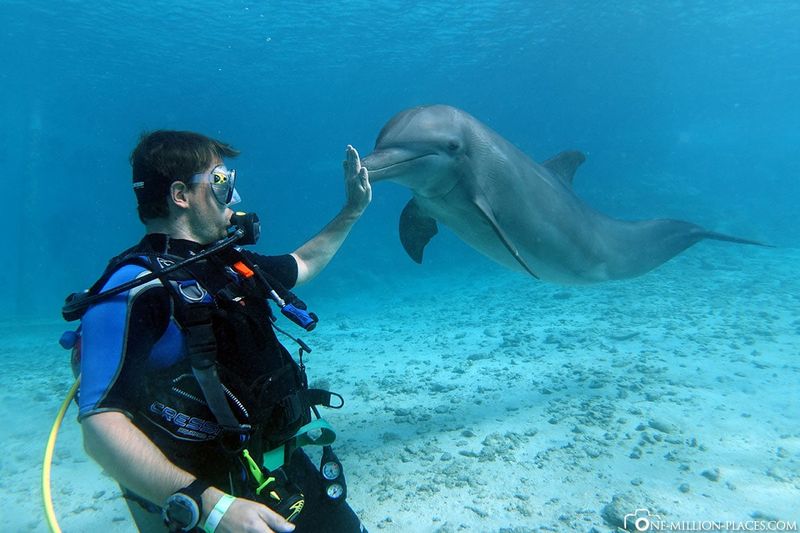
[343,145,371,215]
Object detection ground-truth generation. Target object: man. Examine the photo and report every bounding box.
[74,131,371,532]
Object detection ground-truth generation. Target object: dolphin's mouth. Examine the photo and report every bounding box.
[363,152,436,175]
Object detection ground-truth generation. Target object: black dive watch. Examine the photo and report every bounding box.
[163,479,211,532]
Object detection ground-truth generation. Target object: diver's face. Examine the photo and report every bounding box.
[186,160,233,244]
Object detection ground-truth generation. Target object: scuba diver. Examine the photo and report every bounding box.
[60,131,371,532]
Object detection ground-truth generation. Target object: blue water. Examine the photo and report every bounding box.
[3,0,799,319]
[3,2,800,531]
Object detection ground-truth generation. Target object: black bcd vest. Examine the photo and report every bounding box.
[79,237,332,483]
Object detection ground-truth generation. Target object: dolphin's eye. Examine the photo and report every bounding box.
[447,140,461,152]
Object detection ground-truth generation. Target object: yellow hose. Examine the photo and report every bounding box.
[42,376,80,533]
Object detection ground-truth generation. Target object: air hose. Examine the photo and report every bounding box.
[42,376,80,533]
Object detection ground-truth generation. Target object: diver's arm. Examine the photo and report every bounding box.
[291,145,371,285]
[82,411,191,505]
[82,412,294,532]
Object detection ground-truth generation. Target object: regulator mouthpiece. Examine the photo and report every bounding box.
[229,211,261,245]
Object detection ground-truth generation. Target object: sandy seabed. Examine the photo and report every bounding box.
[3,245,798,532]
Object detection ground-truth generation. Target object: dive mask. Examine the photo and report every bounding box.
[190,164,241,206]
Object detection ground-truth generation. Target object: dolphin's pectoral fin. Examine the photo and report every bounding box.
[472,196,540,279]
[399,198,439,263]
[542,150,586,185]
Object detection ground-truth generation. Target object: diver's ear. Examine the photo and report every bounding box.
[169,180,191,209]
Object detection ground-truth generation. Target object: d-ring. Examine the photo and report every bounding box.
[177,280,208,302]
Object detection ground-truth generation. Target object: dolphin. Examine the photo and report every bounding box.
[362,104,765,284]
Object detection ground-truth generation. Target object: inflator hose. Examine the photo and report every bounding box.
[42,376,80,533]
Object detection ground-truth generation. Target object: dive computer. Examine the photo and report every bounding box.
[163,479,211,532]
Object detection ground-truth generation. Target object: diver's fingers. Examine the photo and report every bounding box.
[343,145,361,178]
[343,146,352,174]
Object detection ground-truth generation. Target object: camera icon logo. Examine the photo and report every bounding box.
[623,508,661,532]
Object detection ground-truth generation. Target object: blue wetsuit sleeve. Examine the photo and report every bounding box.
[77,264,171,420]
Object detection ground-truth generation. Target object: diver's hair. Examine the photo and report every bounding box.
[130,130,240,223]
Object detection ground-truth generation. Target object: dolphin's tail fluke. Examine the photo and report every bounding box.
[605,219,772,281]
[698,230,773,247]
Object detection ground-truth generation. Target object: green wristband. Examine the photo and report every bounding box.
[203,494,236,533]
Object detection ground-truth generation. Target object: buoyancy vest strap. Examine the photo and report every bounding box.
[181,305,217,369]
[142,250,250,439]
[193,364,246,433]
[177,303,248,435]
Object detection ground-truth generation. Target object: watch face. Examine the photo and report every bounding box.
[165,493,199,530]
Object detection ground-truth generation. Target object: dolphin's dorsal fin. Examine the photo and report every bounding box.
[542,150,586,185]
[399,198,439,263]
